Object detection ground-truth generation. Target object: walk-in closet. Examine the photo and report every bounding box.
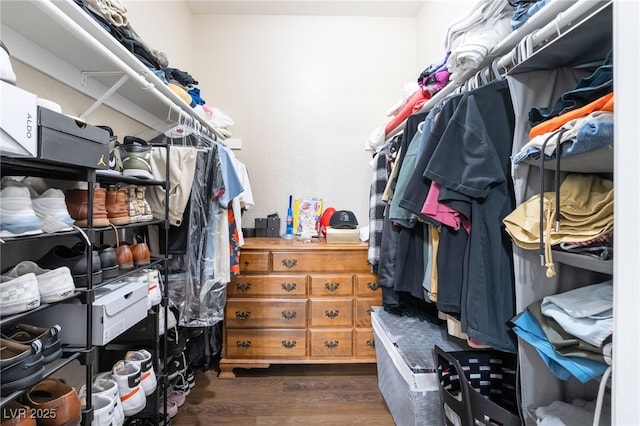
[1,1,637,425]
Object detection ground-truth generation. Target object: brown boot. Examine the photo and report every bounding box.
[106,185,131,225]
[126,185,142,223]
[65,187,110,228]
[135,186,154,222]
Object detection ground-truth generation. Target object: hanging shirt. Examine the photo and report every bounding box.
[423,79,517,352]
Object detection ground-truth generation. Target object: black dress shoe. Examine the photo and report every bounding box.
[2,323,62,364]
[37,245,102,287]
[0,338,45,396]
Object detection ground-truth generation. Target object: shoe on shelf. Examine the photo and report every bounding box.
[37,245,102,287]
[108,224,134,271]
[171,372,190,397]
[130,242,151,267]
[24,378,82,426]
[166,387,186,407]
[1,178,74,234]
[96,245,119,280]
[159,399,179,419]
[0,186,43,238]
[124,349,157,396]
[105,185,131,226]
[92,377,125,426]
[0,400,37,425]
[135,186,153,222]
[185,366,196,389]
[97,125,123,175]
[120,136,154,180]
[166,352,187,381]
[0,339,45,397]
[1,323,62,364]
[142,269,162,308]
[81,394,114,426]
[0,272,40,316]
[111,360,146,417]
[2,260,75,304]
[125,185,143,223]
[64,187,110,228]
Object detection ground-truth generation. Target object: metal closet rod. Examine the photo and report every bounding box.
[30,0,219,140]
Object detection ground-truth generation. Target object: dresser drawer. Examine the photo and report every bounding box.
[309,275,354,297]
[355,298,380,327]
[229,275,307,297]
[354,328,376,358]
[355,273,381,297]
[239,251,270,272]
[310,329,353,357]
[309,298,353,327]
[225,299,307,328]
[272,251,369,272]
[225,329,307,358]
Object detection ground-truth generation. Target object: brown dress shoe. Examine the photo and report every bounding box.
[109,225,134,270]
[105,185,131,225]
[65,188,110,228]
[23,378,81,426]
[1,400,37,426]
[130,242,151,266]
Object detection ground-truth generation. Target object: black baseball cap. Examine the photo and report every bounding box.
[329,210,358,229]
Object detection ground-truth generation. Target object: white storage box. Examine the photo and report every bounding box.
[29,280,148,346]
[0,80,38,158]
[371,306,466,426]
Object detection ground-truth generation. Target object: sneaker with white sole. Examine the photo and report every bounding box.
[81,378,125,426]
[143,268,161,308]
[124,349,157,396]
[31,188,74,233]
[111,360,146,416]
[78,390,114,426]
[120,136,154,180]
[0,186,43,238]
[0,273,40,316]
[2,261,75,303]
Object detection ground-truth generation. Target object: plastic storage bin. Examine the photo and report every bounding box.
[433,345,521,426]
[371,307,467,426]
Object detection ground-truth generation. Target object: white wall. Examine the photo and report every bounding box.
[191,14,416,231]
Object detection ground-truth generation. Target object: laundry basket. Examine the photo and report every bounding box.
[433,345,521,426]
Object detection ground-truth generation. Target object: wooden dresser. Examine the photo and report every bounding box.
[219,237,381,378]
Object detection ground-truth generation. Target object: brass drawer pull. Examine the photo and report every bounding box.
[281,340,297,349]
[324,282,340,292]
[236,340,251,350]
[235,282,252,292]
[281,311,297,320]
[324,340,339,349]
[366,339,375,349]
[281,282,297,292]
[235,311,251,320]
[281,259,298,269]
[324,309,339,319]
[367,282,379,291]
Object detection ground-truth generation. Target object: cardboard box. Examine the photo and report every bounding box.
[0,81,38,158]
[38,107,109,169]
[326,227,360,244]
[371,307,466,426]
[28,280,148,346]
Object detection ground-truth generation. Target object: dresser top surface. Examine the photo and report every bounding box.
[241,237,368,251]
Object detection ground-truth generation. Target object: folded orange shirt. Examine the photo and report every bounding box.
[529,92,614,140]
[385,89,431,136]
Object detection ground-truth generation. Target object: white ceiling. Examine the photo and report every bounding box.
[185,1,426,17]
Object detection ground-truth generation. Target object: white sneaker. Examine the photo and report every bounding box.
[0,272,40,315]
[158,306,177,336]
[124,349,157,396]
[2,261,75,303]
[144,268,162,308]
[78,387,115,426]
[111,360,146,416]
[92,378,125,426]
[2,179,74,233]
[0,186,43,238]
[31,188,74,233]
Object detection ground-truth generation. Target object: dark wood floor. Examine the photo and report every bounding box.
[171,362,395,425]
